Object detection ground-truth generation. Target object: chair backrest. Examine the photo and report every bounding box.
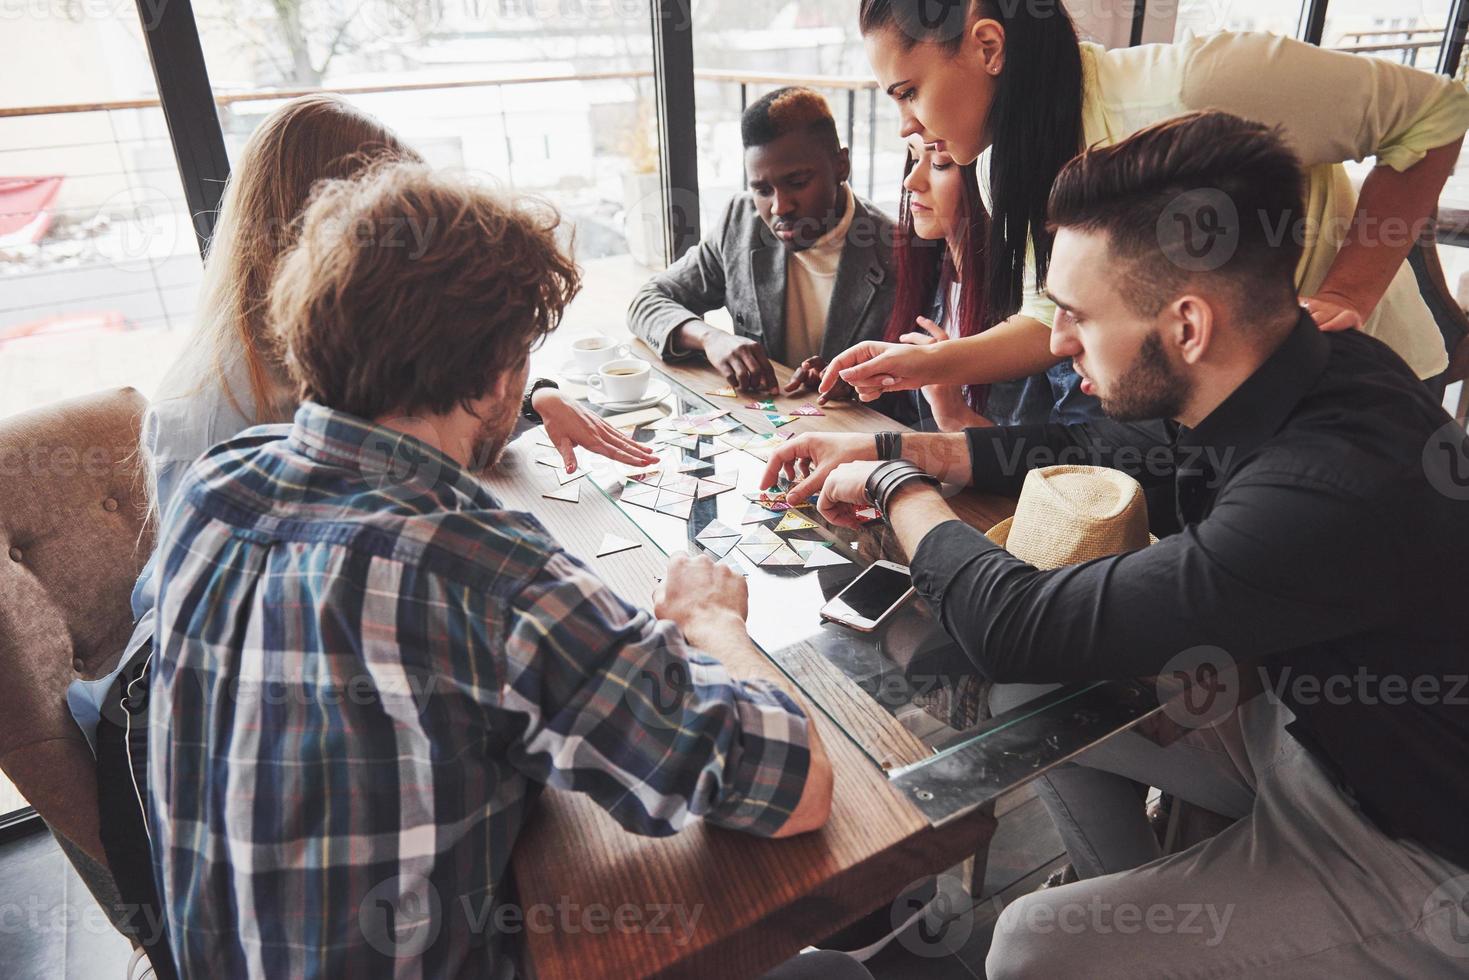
[0,387,152,873]
[1421,215,1469,375]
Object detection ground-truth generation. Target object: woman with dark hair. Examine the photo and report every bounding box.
[820,0,1469,898]
[879,135,1095,429]
[828,0,1469,402]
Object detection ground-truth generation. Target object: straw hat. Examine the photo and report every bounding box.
[986,465,1155,569]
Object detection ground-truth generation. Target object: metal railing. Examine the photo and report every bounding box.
[0,67,884,198]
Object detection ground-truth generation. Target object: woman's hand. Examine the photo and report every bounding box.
[534,389,660,471]
[818,341,935,402]
[1301,292,1364,332]
[898,316,947,347]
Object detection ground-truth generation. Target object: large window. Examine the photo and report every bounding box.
[690,1,901,227]
[0,3,201,420]
[1321,0,1451,70]
[192,0,667,282]
[1172,0,1305,40]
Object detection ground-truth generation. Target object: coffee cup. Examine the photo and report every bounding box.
[571,335,632,375]
[588,358,650,403]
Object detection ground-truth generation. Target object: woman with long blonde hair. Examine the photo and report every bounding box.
[73,94,653,980]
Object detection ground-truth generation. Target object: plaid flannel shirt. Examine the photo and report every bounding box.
[147,402,812,979]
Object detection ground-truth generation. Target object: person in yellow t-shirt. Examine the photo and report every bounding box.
[825,1,1469,403]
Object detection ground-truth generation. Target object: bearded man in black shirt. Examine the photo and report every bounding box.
[762,109,1469,978]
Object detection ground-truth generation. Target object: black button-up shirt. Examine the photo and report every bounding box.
[913,313,1469,871]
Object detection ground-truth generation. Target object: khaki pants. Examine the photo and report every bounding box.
[986,694,1469,978]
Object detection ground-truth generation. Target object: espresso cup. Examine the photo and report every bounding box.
[570,335,632,374]
[588,358,650,403]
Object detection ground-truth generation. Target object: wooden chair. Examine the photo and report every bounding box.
[1417,209,1469,422]
[0,387,153,939]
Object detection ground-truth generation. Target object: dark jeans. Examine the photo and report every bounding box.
[95,653,179,980]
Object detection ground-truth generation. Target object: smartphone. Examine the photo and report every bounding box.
[819,560,916,632]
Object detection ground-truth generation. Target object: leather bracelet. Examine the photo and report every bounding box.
[875,431,903,461]
[521,378,560,421]
[864,460,939,517]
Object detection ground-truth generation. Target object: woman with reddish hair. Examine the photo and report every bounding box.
[879,136,1097,429]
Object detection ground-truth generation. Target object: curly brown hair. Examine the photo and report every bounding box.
[268,162,581,420]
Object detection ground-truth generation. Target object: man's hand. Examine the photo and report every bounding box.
[654,553,749,642]
[784,355,825,394]
[704,331,779,393]
[1301,293,1364,332]
[816,460,884,528]
[759,432,878,505]
[534,389,660,471]
[786,355,857,404]
[819,341,933,402]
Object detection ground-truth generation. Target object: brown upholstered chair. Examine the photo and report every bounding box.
[0,387,153,934]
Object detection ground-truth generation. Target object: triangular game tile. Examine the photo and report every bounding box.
[700,535,739,559]
[739,526,783,548]
[694,479,736,500]
[736,542,779,564]
[695,518,742,542]
[744,400,777,411]
[542,483,581,503]
[596,534,640,558]
[741,501,785,524]
[706,387,739,398]
[774,511,820,533]
[802,546,851,568]
[791,404,825,417]
[655,494,694,520]
[759,544,806,567]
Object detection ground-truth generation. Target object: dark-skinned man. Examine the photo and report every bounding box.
[629,86,896,395]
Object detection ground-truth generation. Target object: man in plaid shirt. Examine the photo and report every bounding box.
[146,163,849,979]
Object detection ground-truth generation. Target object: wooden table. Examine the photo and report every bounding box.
[488,341,1013,979]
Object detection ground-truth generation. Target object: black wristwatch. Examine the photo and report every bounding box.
[522,378,560,422]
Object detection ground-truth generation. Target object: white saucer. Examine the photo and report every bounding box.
[588,378,672,412]
[556,360,596,384]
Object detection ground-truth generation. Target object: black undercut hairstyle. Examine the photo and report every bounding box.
[1047,110,1307,325]
[741,86,842,154]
